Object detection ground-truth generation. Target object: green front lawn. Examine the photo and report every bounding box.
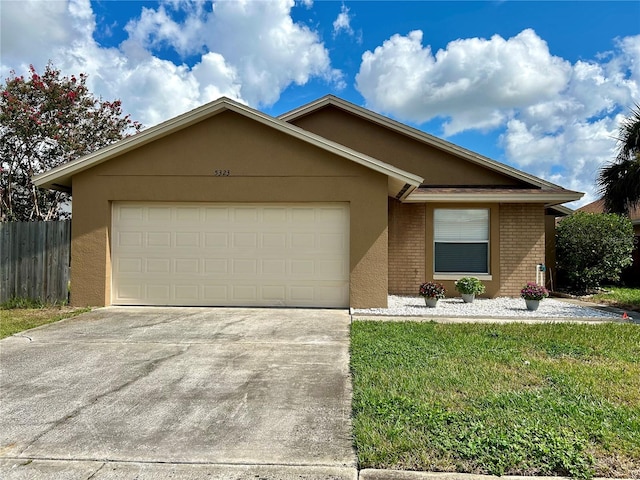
[591,287,640,312]
[351,321,640,479]
[0,301,90,338]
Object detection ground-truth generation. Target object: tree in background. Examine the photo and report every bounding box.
[556,212,634,293]
[0,64,141,222]
[598,105,640,215]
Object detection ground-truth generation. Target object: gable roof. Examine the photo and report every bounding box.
[280,95,583,204]
[32,97,423,200]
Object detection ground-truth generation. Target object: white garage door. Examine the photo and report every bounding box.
[111,202,349,307]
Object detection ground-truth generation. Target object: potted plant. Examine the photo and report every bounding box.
[419,281,446,307]
[520,282,549,311]
[454,277,486,303]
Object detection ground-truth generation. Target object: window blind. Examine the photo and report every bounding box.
[434,209,489,274]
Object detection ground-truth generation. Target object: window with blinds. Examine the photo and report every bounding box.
[434,209,489,273]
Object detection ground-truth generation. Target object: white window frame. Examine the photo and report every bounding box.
[433,208,491,280]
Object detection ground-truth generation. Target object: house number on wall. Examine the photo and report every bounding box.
[214,170,230,176]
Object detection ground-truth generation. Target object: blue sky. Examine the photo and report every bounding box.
[2,1,639,207]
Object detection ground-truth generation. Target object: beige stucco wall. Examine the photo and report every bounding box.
[288,106,529,187]
[70,110,389,308]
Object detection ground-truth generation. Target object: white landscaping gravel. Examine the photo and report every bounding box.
[352,295,622,319]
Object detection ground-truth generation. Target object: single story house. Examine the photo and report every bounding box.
[578,199,640,286]
[33,95,582,308]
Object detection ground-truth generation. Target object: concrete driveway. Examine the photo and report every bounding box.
[0,307,356,479]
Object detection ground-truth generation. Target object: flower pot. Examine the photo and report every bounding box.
[461,293,475,303]
[425,297,439,308]
[525,299,540,311]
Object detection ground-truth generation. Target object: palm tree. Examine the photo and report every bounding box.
[598,104,640,215]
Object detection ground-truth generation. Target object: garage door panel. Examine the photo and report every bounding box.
[233,285,258,301]
[262,285,286,301]
[112,203,349,307]
[147,258,171,273]
[233,232,257,248]
[148,207,171,222]
[204,259,228,274]
[205,233,228,248]
[118,206,144,222]
[262,259,286,275]
[176,207,201,222]
[175,258,199,274]
[203,284,228,301]
[147,284,170,300]
[148,232,172,247]
[116,283,143,300]
[261,233,286,249]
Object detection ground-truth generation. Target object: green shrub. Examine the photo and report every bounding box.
[556,212,634,292]
[455,277,486,295]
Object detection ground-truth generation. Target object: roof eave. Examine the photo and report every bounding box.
[403,192,584,204]
[547,204,575,217]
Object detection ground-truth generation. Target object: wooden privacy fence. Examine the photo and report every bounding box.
[0,221,71,303]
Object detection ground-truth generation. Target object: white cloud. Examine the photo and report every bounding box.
[356,29,572,134]
[1,0,340,126]
[333,4,353,37]
[120,0,341,106]
[0,0,92,75]
[123,2,207,58]
[201,0,342,106]
[356,29,640,206]
[498,37,639,207]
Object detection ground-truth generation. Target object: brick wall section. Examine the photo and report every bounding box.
[499,204,546,296]
[388,199,425,294]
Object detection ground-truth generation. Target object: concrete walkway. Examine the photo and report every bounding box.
[0,307,357,479]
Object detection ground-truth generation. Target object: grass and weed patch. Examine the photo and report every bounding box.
[591,287,640,312]
[351,321,640,478]
[0,298,90,338]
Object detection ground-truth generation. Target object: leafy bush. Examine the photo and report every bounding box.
[556,212,634,292]
[455,277,486,295]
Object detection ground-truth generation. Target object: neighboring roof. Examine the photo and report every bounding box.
[578,198,640,225]
[32,97,423,200]
[280,95,583,197]
[405,187,582,206]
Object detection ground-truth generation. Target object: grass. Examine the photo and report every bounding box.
[0,298,90,339]
[351,321,640,479]
[591,287,640,312]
